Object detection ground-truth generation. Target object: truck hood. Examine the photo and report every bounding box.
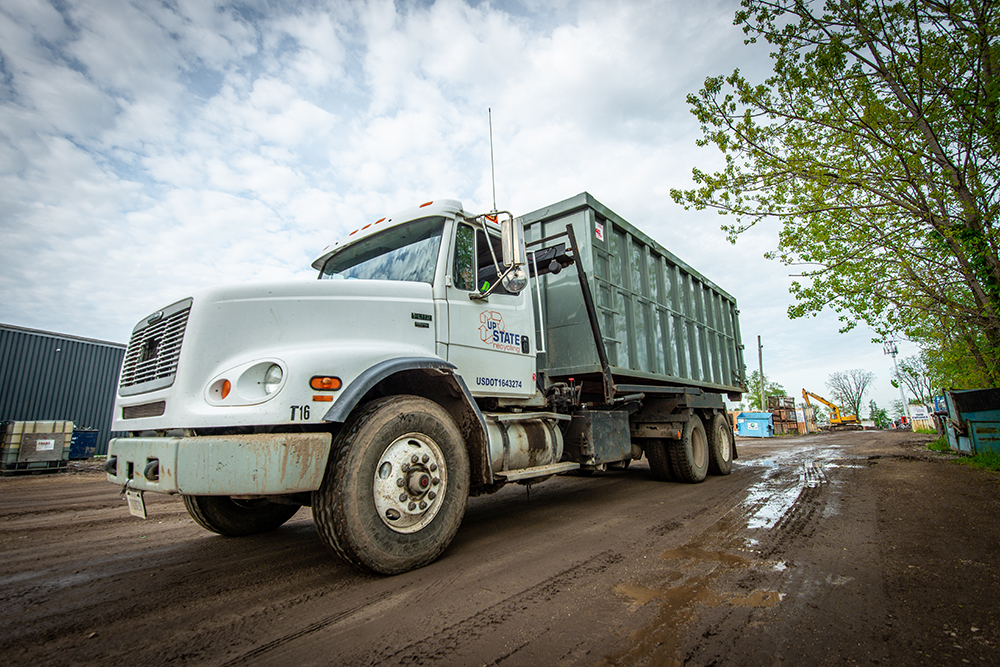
[113,279,438,430]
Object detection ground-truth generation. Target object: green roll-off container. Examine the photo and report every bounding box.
[522,192,745,396]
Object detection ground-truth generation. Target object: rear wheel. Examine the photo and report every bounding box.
[312,395,470,575]
[668,416,709,483]
[707,413,735,475]
[183,496,299,536]
[645,439,674,481]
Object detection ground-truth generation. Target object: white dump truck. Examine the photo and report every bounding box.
[107,192,746,574]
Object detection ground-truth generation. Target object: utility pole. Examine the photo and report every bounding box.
[884,341,911,422]
[758,335,765,411]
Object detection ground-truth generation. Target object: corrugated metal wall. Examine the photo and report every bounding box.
[0,324,125,456]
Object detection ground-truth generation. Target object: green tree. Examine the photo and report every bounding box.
[746,369,787,410]
[671,0,1000,386]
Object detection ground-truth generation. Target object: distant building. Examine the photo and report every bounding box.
[1,323,126,456]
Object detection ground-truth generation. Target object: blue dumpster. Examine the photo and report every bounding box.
[945,389,1000,454]
[736,412,773,438]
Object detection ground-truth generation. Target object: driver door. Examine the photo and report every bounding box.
[446,222,535,398]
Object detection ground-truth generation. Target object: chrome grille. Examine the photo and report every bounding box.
[119,298,192,396]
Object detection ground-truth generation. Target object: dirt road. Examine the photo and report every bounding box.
[2,430,998,666]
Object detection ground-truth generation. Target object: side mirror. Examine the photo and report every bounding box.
[501,216,527,268]
[500,216,528,294]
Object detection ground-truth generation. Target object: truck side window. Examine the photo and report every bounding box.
[476,230,513,295]
[453,224,475,291]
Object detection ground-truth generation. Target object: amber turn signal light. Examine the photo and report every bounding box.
[310,376,342,391]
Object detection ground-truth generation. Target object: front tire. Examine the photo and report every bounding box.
[183,496,299,536]
[312,395,470,575]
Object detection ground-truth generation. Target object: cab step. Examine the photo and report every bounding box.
[494,461,581,482]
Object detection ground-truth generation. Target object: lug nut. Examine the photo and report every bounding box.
[399,492,407,502]
[401,463,410,472]
[429,463,437,472]
[411,454,419,464]
[396,478,404,487]
[408,502,417,511]
[419,501,427,510]
[422,455,429,463]
[428,491,436,500]
[432,477,440,486]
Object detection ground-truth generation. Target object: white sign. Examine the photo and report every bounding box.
[594,222,604,242]
[35,439,56,451]
[912,406,930,419]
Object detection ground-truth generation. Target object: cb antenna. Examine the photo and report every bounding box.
[489,108,497,213]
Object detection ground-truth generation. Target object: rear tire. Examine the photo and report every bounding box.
[645,439,674,481]
[312,395,470,575]
[668,416,709,483]
[183,496,299,536]
[707,413,735,475]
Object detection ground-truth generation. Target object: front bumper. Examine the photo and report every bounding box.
[106,432,332,495]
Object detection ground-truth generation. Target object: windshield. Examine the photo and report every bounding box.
[320,216,445,284]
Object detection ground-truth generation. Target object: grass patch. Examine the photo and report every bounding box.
[914,427,938,435]
[927,436,950,452]
[956,451,1000,473]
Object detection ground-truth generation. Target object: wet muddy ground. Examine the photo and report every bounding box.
[2,430,998,666]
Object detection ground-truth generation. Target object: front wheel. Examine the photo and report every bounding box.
[312,395,470,575]
[182,496,299,536]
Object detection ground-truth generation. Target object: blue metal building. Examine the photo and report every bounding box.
[1,323,125,456]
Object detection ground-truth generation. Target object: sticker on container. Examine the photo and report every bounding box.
[36,439,56,451]
[595,221,605,242]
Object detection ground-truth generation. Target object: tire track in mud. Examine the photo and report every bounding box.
[758,461,830,558]
[220,590,399,667]
[367,550,623,667]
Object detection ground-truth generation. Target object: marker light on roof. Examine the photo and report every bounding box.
[420,201,433,207]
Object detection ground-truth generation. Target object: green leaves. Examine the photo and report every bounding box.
[672,0,1000,387]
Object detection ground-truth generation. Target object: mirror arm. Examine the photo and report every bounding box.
[469,265,518,300]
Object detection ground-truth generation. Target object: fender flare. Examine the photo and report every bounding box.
[322,357,493,485]
[323,357,458,422]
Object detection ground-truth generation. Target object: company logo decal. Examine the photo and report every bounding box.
[479,311,528,353]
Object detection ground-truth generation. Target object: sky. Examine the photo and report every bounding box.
[0,0,922,415]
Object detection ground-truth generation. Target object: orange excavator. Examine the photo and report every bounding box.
[802,389,862,429]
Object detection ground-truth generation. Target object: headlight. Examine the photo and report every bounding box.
[263,364,283,394]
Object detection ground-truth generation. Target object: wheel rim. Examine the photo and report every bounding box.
[692,427,709,470]
[716,423,732,461]
[373,433,447,534]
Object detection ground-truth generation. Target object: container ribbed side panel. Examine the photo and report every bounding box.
[0,324,126,456]
[522,192,746,394]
